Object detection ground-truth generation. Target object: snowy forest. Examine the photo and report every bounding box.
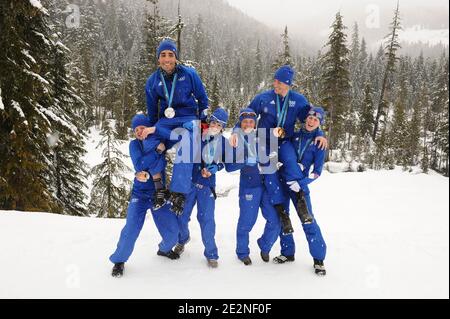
[0,0,449,217]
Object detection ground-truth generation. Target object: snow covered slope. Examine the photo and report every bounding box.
[0,168,448,299]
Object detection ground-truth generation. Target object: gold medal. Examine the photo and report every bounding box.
[273,127,286,138]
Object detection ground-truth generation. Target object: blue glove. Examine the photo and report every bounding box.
[206,164,219,175]
[183,121,194,131]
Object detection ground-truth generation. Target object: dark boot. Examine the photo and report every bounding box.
[273,255,295,264]
[240,256,252,266]
[173,237,190,255]
[313,259,326,276]
[111,262,125,278]
[157,250,180,260]
[260,251,270,263]
[207,259,218,268]
[274,204,294,235]
[296,190,313,224]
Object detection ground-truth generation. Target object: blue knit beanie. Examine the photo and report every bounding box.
[132,114,151,130]
[274,65,295,86]
[307,106,326,125]
[239,108,257,124]
[210,108,229,126]
[157,39,178,59]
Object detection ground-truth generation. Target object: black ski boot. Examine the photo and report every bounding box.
[111,262,125,278]
[153,188,170,210]
[313,259,326,276]
[240,256,252,266]
[173,237,190,255]
[273,255,295,264]
[260,251,270,263]
[207,259,219,268]
[274,204,294,235]
[169,192,186,216]
[296,190,314,224]
[157,250,180,260]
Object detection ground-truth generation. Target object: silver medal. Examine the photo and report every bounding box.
[164,107,175,119]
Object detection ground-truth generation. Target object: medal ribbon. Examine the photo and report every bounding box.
[298,137,314,162]
[276,90,290,128]
[159,70,178,110]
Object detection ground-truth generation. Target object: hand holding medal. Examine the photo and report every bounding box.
[273,127,286,138]
[273,91,289,139]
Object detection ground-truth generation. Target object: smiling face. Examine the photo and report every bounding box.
[134,126,146,140]
[273,79,290,97]
[305,115,321,132]
[208,121,223,136]
[158,50,177,74]
[240,118,256,133]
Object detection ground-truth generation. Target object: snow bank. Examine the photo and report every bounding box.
[0,168,448,299]
[323,161,366,173]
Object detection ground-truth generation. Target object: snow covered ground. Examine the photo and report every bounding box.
[0,128,448,299]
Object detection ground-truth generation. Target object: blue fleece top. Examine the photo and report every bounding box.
[145,64,209,125]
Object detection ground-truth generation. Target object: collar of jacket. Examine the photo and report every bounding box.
[300,127,318,139]
[160,64,180,81]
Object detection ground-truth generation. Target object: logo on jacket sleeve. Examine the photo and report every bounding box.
[245,194,253,201]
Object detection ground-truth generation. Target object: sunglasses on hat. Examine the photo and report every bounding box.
[240,111,257,117]
[308,110,323,119]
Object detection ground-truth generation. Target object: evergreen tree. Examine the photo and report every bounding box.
[432,55,449,175]
[64,0,102,128]
[320,12,351,153]
[391,59,409,168]
[0,0,58,211]
[116,67,138,139]
[47,35,89,216]
[373,1,402,140]
[235,57,243,94]
[272,26,294,71]
[349,22,360,83]
[209,73,220,113]
[405,101,422,168]
[193,15,206,69]
[135,0,170,108]
[88,120,131,218]
[359,84,375,139]
[421,145,429,173]
[228,99,240,129]
[254,40,264,90]
[358,38,369,85]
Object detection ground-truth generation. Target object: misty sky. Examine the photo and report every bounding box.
[225,0,449,51]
